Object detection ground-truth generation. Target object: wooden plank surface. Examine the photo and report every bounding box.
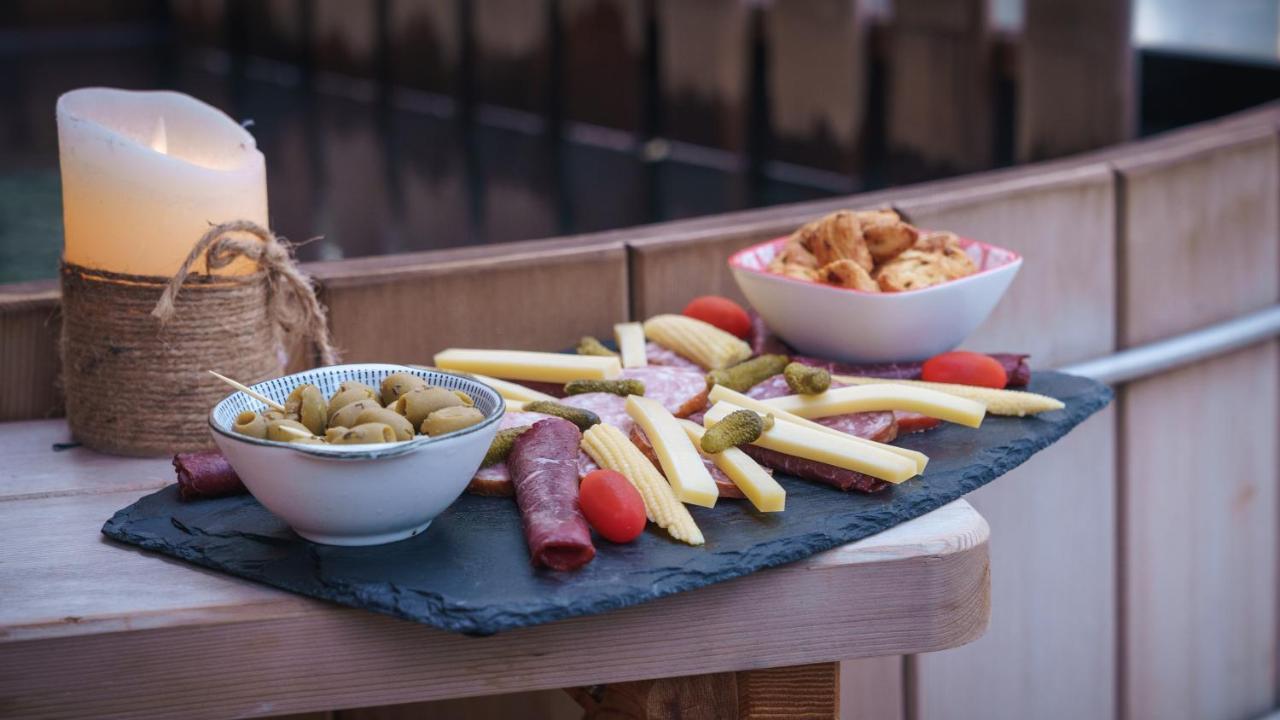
[1116,125,1280,720]
[0,280,60,422]
[1017,0,1133,161]
[896,160,1119,720]
[0,416,990,718]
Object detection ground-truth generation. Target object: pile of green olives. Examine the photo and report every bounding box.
[232,372,486,445]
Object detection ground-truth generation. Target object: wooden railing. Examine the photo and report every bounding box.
[2,100,1277,720]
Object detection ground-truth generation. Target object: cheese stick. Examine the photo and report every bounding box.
[706,385,928,474]
[703,401,918,483]
[614,322,648,368]
[763,384,986,428]
[626,395,719,507]
[581,424,704,545]
[410,365,557,403]
[678,419,785,513]
[434,349,622,383]
[833,375,1065,416]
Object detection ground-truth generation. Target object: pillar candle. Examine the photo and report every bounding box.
[57,88,268,276]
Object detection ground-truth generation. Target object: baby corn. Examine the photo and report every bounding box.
[642,314,752,370]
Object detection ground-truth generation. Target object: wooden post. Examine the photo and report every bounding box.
[1018,0,1134,161]
[763,0,867,176]
[886,0,991,181]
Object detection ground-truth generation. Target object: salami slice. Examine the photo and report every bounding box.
[173,451,246,501]
[629,426,747,499]
[894,411,942,435]
[645,341,702,370]
[508,418,596,571]
[622,366,708,417]
[559,392,633,435]
[746,375,898,442]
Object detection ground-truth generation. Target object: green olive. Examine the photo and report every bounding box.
[324,426,349,443]
[395,386,463,427]
[453,390,474,407]
[421,406,485,436]
[328,382,379,416]
[329,422,396,444]
[380,372,429,405]
[233,410,268,439]
[262,408,288,422]
[354,407,416,441]
[266,418,313,442]
[285,384,327,435]
[329,399,382,429]
[286,436,325,445]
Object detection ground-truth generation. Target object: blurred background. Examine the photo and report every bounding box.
[2,0,1278,283]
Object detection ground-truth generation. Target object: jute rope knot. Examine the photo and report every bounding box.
[152,220,338,366]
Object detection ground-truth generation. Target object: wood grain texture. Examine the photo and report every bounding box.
[1117,123,1280,720]
[840,656,904,720]
[310,238,630,364]
[736,663,839,719]
[0,281,60,422]
[1017,0,1133,162]
[886,0,991,180]
[763,0,867,174]
[336,691,581,720]
[654,0,752,152]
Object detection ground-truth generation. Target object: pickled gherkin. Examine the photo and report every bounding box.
[523,400,601,431]
[700,409,767,454]
[563,378,645,397]
[482,426,531,466]
[576,336,618,357]
[705,354,789,392]
[783,362,831,395]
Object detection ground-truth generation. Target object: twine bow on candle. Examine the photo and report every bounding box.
[151,220,339,366]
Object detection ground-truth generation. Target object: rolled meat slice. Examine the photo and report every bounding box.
[508,418,596,571]
[173,451,246,501]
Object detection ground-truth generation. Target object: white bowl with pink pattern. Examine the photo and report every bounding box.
[729,236,1021,363]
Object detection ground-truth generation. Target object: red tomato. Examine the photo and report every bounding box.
[579,469,647,543]
[682,296,752,339]
[921,351,1008,389]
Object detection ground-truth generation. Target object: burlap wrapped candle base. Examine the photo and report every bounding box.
[60,221,338,456]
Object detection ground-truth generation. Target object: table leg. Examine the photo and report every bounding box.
[568,661,839,719]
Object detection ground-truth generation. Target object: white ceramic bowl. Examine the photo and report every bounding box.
[209,363,504,546]
[730,236,1022,363]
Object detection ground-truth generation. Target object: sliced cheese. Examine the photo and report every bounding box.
[434,349,622,384]
[614,322,648,368]
[706,384,928,474]
[678,419,785,512]
[505,400,528,412]
[703,401,918,484]
[469,374,556,403]
[833,375,1066,417]
[763,384,986,428]
[625,395,719,507]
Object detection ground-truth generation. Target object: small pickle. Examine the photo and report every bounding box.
[523,401,601,431]
[329,399,382,429]
[563,378,645,397]
[285,384,327,435]
[700,409,766,454]
[381,372,429,405]
[482,426,531,466]
[266,418,314,442]
[329,422,397,444]
[706,354,789,392]
[328,382,379,415]
[783,362,832,395]
[421,406,486,436]
[233,410,268,439]
[576,336,618,357]
[355,407,416,441]
[395,386,462,427]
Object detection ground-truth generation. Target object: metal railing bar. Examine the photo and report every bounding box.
[1057,305,1280,384]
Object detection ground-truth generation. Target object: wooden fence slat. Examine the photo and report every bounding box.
[0,283,61,423]
[1116,126,1280,720]
[388,0,462,97]
[472,0,552,115]
[763,0,867,175]
[1017,0,1133,162]
[559,0,647,133]
[886,0,991,181]
[896,163,1119,720]
[654,0,753,153]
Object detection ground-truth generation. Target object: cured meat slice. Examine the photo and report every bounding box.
[508,418,595,571]
[645,341,702,370]
[894,411,942,435]
[468,410,594,496]
[791,352,1031,387]
[740,445,889,493]
[746,374,898,443]
[621,366,708,417]
[173,451,246,501]
[629,426,747,499]
[559,392,633,435]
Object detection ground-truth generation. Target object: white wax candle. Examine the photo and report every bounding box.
[57,88,268,276]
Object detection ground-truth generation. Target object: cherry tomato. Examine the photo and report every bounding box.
[921,351,1008,389]
[682,295,752,339]
[579,469,647,543]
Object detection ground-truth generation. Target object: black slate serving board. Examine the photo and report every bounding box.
[103,371,1111,636]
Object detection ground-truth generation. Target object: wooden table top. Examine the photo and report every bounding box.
[0,420,990,720]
